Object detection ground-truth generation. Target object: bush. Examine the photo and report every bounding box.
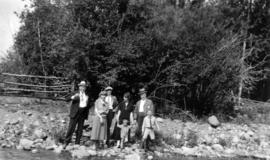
[185,130,198,148]
[50,125,68,144]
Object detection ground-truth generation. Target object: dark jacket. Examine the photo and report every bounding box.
[67,93,91,120]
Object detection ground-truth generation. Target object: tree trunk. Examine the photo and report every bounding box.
[238,39,246,106]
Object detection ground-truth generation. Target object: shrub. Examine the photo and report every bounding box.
[50,125,68,144]
[185,130,198,148]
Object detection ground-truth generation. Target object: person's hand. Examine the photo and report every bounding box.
[100,117,103,124]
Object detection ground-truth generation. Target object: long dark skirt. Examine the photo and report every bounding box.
[111,125,121,140]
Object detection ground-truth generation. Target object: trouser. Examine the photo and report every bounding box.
[136,114,145,138]
[106,109,115,142]
[65,109,85,145]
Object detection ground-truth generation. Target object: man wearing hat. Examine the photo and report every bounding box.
[64,81,90,147]
[105,86,118,144]
[134,87,154,138]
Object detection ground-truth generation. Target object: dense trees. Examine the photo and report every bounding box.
[1,0,269,117]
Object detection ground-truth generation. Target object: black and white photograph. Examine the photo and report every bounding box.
[0,0,269,159]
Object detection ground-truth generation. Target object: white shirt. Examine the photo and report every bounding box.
[79,92,88,108]
[139,99,146,112]
[105,96,113,109]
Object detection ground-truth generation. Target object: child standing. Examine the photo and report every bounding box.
[141,110,160,151]
[117,119,131,149]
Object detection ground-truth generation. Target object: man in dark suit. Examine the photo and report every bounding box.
[64,81,90,147]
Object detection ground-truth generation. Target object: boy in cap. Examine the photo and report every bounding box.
[141,110,160,151]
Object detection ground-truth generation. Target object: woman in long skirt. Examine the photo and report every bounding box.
[91,91,109,149]
[111,92,134,147]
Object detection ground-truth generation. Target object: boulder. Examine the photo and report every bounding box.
[208,116,220,128]
[19,138,34,150]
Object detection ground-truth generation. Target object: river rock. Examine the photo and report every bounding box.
[173,134,182,140]
[154,151,163,157]
[181,146,196,155]
[212,144,223,152]
[54,145,63,154]
[208,116,220,128]
[19,138,34,150]
[10,119,19,125]
[34,139,43,144]
[232,136,240,144]
[16,145,23,150]
[125,153,141,160]
[156,117,164,123]
[31,149,38,153]
[71,148,90,159]
[88,149,97,156]
[33,129,47,139]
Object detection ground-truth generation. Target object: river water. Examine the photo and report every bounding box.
[0,149,117,160]
[0,149,262,160]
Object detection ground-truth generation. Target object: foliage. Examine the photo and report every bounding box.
[0,0,269,116]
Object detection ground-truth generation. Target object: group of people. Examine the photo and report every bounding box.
[63,81,160,151]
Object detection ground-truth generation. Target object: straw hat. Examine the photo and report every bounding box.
[105,86,113,91]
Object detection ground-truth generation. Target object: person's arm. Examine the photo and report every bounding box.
[130,112,134,124]
[113,96,119,112]
[142,118,146,134]
[133,102,138,120]
[149,100,154,114]
[66,93,79,102]
[95,100,103,120]
[117,110,121,122]
[117,123,122,128]
[154,117,160,131]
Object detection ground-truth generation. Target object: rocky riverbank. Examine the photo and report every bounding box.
[1,96,270,160]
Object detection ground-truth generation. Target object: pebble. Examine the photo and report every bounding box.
[31,149,38,153]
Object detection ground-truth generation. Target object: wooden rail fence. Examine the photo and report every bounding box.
[0,72,73,100]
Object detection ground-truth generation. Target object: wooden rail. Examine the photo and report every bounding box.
[1,72,67,79]
[4,81,72,88]
[0,72,73,100]
[4,88,69,93]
